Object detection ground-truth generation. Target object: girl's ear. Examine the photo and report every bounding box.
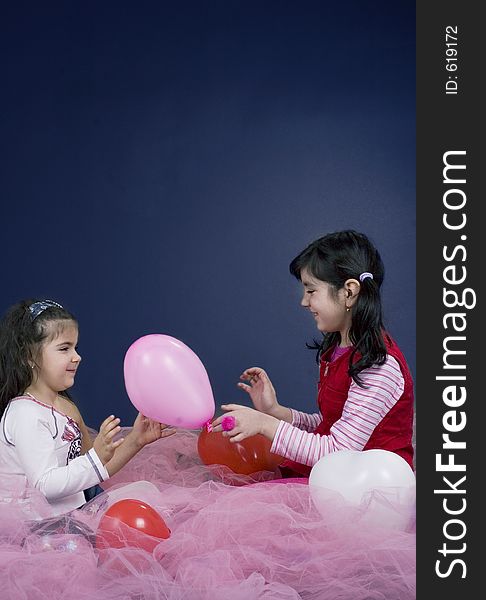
[344,279,361,305]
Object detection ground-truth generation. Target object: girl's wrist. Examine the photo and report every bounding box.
[260,413,280,440]
[269,405,292,423]
[125,430,144,450]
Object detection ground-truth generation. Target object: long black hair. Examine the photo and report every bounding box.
[289,230,389,385]
[0,299,77,418]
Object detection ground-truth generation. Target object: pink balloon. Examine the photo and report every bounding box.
[124,334,215,429]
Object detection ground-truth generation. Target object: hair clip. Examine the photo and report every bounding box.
[28,300,64,321]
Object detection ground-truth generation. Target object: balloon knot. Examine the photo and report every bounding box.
[205,420,213,433]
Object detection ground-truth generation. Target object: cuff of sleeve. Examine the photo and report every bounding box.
[86,448,109,482]
[289,408,299,427]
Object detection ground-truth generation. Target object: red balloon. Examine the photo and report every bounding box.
[197,428,283,475]
[95,499,170,554]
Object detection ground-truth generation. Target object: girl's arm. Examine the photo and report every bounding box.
[5,403,112,500]
[236,367,322,431]
[212,406,321,440]
[103,413,175,477]
[214,355,404,466]
[68,408,175,477]
[289,408,322,432]
[271,356,405,466]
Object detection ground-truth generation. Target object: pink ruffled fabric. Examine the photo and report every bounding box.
[0,429,415,599]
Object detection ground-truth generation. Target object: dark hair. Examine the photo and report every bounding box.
[289,230,389,385]
[0,299,77,418]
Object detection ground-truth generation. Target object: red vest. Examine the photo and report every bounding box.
[281,336,415,477]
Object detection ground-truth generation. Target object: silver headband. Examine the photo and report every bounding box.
[28,300,64,321]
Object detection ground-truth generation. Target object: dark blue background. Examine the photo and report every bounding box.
[0,1,415,429]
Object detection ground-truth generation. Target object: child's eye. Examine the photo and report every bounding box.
[306,290,315,295]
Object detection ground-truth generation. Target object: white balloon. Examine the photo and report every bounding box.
[309,449,416,530]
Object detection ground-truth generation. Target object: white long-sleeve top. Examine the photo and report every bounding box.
[0,395,109,515]
[270,355,405,467]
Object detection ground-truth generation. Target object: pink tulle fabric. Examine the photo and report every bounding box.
[0,429,415,599]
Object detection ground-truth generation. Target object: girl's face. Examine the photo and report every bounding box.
[300,268,352,340]
[33,320,81,393]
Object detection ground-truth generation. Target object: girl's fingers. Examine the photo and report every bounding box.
[211,416,223,428]
[240,369,253,377]
[240,368,261,380]
[100,415,116,430]
[221,404,242,411]
[242,376,258,385]
[243,366,262,374]
[112,437,124,448]
[161,428,176,438]
[104,423,121,437]
[107,418,121,431]
[212,412,235,431]
[103,424,121,442]
[159,424,176,435]
[237,382,252,392]
[100,416,120,433]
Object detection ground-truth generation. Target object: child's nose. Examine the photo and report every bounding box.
[301,294,309,307]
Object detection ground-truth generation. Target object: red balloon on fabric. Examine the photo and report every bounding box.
[198,428,283,475]
[95,499,170,554]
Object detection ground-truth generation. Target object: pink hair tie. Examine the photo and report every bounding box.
[221,415,236,431]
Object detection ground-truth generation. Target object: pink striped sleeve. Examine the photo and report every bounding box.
[290,408,321,432]
[270,356,404,467]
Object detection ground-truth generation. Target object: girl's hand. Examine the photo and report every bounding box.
[131,412,176,448]
[238,367,285,418]
[93,415,124,464]
[211,404,279,443]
